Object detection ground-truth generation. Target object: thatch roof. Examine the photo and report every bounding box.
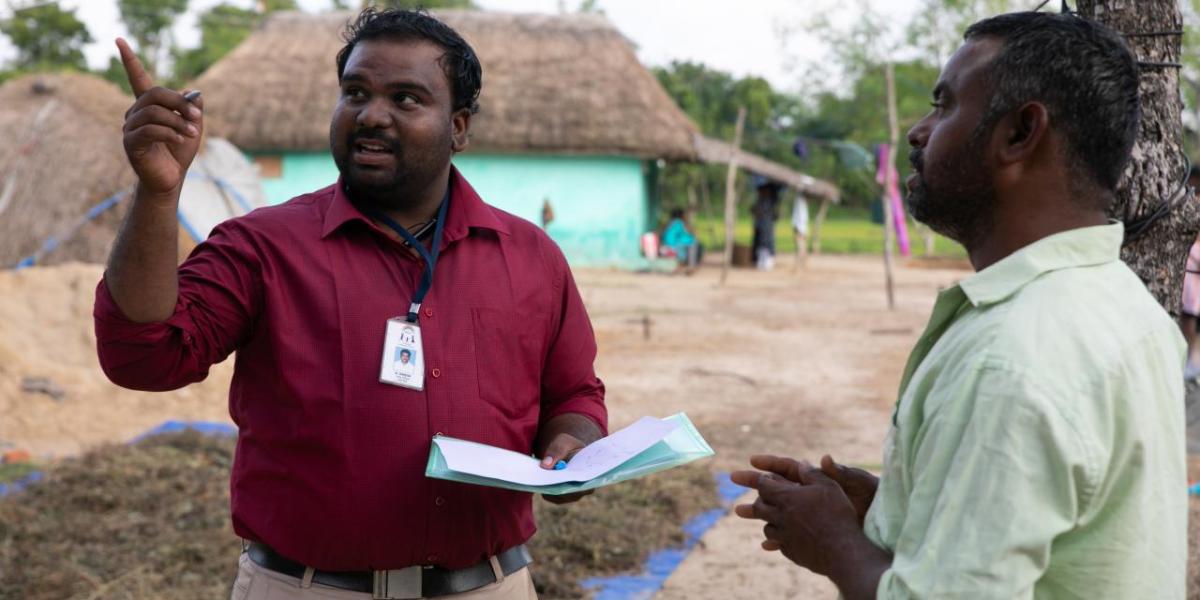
[193,10,699,160]
[695,134,840,202]
[0,72,136,267]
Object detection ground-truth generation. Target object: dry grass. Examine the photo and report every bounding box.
[0,431,717,600]
[0,73,135,268]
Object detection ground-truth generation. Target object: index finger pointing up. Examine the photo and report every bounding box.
[115,38,153,97]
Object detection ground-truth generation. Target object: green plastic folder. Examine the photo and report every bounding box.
[424,413,715,495]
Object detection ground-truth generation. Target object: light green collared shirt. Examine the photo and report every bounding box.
[865,223,1188,599]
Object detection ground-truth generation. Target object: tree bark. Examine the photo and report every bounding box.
[1077,0,1200,315]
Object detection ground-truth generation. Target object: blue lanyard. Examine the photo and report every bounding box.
[366,188,451,323]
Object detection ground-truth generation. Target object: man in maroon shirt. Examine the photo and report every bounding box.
[99,8,606,600]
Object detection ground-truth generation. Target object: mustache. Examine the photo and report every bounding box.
[348,130,402,154]
[909,149,924,173]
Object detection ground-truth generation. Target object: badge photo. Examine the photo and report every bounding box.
[380,318,425,390]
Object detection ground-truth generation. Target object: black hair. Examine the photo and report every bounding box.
[337,7,482,115]
[964,12,1140,193]
[669,208,685,220]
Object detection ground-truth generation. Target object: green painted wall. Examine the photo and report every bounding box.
[252,152,650,267]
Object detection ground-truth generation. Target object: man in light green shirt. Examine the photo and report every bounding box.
[733,11,1188,599]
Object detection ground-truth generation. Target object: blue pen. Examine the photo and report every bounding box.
[553,460,567,470]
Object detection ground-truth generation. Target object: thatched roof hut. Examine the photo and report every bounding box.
[0,73,136,268]
[194,10,700,160]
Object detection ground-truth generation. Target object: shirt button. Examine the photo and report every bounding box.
[424,308,434,317]
[426,554,438,563]
[435,496,446,506]
[432,368,442,378]
[435,431,445,437]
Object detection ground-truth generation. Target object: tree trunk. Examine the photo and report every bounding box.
[1077,0,1200,315]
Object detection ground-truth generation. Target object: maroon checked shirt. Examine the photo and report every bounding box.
[94,168,607,571]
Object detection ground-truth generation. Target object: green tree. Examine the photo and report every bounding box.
[171,0,301,84]
[0,1,92,72]
[904,0,1030,64]
[260,0,299,10]
[361,0,477,9]
[173,4,261,82]
[653,61,826,218]
[117,0,188,76]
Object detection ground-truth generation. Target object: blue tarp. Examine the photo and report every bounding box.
[582,472,747,600]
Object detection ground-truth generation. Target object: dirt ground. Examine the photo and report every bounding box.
[1,255,1196,599]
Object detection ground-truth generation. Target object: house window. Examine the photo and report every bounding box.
[254,155,283,178]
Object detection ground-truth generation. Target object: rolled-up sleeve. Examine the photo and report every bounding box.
[877,365,1091,599]
[95,221,262,391]
[537,243,607,435]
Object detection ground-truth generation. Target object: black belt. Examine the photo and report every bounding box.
[246,542,533,599]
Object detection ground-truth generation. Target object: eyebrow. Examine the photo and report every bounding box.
[340,73,434,97]
[931,82,948,100]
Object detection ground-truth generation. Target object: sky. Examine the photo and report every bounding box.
[0,0,924,93]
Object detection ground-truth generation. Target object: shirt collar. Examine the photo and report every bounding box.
[957,222,1124,307]
[320,165,510,241]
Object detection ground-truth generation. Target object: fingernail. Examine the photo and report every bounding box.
[186,124,199,137]
[187,105,201,120]
[542,456,553,467]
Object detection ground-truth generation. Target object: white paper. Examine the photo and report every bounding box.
[433,416,681,485]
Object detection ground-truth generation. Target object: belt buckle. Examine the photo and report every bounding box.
[372,566,422,599]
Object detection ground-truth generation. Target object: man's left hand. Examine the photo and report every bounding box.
[731,464,862,577]
[538,432,592,505]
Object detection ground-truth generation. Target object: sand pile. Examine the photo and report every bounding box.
[0,263,233,458]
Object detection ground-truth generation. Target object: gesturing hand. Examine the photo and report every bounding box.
[747,454,879,525]
[731,466,861,577]
[117,38,203,196]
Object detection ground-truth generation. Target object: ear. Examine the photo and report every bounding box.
[451,108,472,153]
[996,101,1049,167]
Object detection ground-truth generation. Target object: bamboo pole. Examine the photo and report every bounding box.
[882,63,899,310]
[811,198,830,255]
[720,107,747,286]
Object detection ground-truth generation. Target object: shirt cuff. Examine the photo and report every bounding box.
[94,278,203,363]
[541,393,608,437]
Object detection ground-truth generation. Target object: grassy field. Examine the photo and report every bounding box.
[689,206,966,258]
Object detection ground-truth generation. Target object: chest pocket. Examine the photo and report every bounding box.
[471,307,544,421]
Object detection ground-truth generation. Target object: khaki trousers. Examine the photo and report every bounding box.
[229,552,538,600]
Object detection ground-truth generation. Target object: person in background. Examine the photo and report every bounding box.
[751,180,781,271]
[732,12,1185,599]
[791,193,809,270]
[661,208,702,274]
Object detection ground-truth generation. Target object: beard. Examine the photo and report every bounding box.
[905,129,996,247]
[330,126,451,211]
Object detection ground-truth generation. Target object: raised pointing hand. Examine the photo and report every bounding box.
[117,37,204,196]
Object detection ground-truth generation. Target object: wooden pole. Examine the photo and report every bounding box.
[720,107,747,286]
[882,63,899,310]
[811,198,830,255]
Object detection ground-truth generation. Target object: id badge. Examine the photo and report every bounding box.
[380,318,425,390]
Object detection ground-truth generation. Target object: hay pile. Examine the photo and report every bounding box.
[0,263,234,459]
[0,73,135,268]
[0,431,717,600]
